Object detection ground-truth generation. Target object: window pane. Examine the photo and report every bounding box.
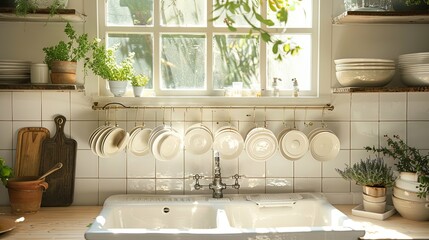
[160,0,206,27]
[107,0,153,26]
[160,34,206,90]
[212,0,259,28]
[268,0,312,28]
[213,35,260,90]
[107,33,154,88]
[267,35,311,91]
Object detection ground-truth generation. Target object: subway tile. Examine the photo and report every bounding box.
[266,151,294,178]
[156,151,184,178]
[41,92,70,120]
[99,151,127,178]
[239,151,266,178]
[351,93,379,121]
[184,150,213,179]
[155,179,184,194]
[73,179,99,206]
[0,121,12,149]
[322,178,350,193]
[407,121,429,149]
[127,152,156,178]
[380,93,406,121]
[266,178,293,193]
[127,179,155,194]
[0,92,12,120]
[324,93,350,121]
[294,152,322,178]
[75,150,98,178]
[294,178,321,192]
[42,120,71,137]
[323,193,353,205]
[70,92,98,120]
[322,150,350,178]
[408,92,429,120]
[326,121,350,150]
[351,122,379,150]
[238,178,266,194]
[13,92,42,120]
[379,122,406,148]
[99,179,126,205]
[70,120,100,150]
[184,177,212,195]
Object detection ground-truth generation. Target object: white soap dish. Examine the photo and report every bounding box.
[352,204,396,220]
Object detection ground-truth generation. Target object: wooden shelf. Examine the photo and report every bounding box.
[333,11,429,24]
[333,86,429,93]
[0,83,84,91]
[0,8,85,22]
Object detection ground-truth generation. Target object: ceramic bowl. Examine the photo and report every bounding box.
[213,127,244,160]
[309,131,340,161]
[185,124,213,155]
[336,69,395,87]
[392,196,429,221]
[279,129,309,161]
[393,186,428,203]
[395,178,420,193]
[245,127,278,162]
[362,193,386,203]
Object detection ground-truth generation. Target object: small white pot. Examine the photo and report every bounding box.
[363,199,386,213]
[133,86,144,97]
[108,80,128,97]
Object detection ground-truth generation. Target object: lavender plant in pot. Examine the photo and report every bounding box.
[336,157,395,213]
[85,39,135,97]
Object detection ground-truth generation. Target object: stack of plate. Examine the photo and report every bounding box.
[398,52,429,86]
[148,125,183,161]
[213,126,244,160]
[88,124,129,158]
[334,58,395,87]
[127,125,152,156]
[308,127,340,161]
[0,60,31,84]
[184,123,213,155]
[278,128,309,161]
[245,127,278,162]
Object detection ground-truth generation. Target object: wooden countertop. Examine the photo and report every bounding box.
[0,205,428,239]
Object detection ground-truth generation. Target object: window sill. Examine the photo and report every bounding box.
[92,95,331,108]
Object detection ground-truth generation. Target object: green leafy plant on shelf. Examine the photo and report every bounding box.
[406,0,429,5]
[85,39,135,81]
[43,22,91,69]
[365,135,429,198]
[0,157,13,186]
[336,157,396,188]
[15,0,67,16]
[213,0,302,61]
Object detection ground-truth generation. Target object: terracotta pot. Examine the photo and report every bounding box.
[6,176,49,214]
[50,61,77,84]
[362,185,386,197]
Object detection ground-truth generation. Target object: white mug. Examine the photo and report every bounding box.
[31,63,49,84]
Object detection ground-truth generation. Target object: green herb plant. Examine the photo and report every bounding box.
[406,0,429,5]
[365,135,429,198]
[336,158,395,188]
[15,0,67,16]
[43,22,91,69]
[0,157,13,186]
[131,74,149,87]
[85,40,135,81]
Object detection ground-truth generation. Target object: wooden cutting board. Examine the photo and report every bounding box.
[15,127,50,177]
[39,115,77,207]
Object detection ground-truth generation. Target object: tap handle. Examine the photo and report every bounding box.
[231,174,243,189]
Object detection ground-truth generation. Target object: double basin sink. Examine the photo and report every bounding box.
[85,193,364,240]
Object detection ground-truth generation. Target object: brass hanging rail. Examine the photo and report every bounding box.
[92,102,334,111]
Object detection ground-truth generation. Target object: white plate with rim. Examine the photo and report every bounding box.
[280,129,309,160]
[310,131,340,161]
[185,126,213,155]
[245,129,278,161]
[213,129,244,160]
[130,127,152,156]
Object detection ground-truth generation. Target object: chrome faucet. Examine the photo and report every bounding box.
[193,152,241,198]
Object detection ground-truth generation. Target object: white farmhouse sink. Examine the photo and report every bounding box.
[85,193,364,240]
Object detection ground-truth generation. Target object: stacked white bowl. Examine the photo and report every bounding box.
[245,127,278,162]
[398,52,429,86]
[213,126,244,160]
[392,172,429,221]
[334,58,395,87]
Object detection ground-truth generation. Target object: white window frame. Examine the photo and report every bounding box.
[95,0,329,104]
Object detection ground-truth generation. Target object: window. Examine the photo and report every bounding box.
[99,0,319,97]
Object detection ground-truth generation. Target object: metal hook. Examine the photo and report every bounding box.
[253,107,257,127]
[293,108,297,129]
[264,107,267,128]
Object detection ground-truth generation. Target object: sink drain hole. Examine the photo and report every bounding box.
[163,207,170,213]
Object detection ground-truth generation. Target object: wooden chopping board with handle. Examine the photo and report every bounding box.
[40,115,77,207]
[15,127,50,177]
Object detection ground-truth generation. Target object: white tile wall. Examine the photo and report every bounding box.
[1,91,428,205]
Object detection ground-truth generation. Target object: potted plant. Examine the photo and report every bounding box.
[14,0,68,16]
[336,157,395,213]
[43,22,91,84]
[365,135,429,198]
[85,39,135,97]
[0,157,13,186]
[131,74,149,97]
